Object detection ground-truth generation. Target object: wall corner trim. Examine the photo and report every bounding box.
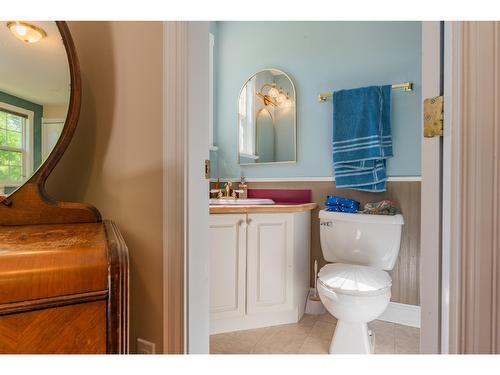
[162,21,187,355]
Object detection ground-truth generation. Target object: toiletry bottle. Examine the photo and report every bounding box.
[210,178,221,198]
[238,177,248,199]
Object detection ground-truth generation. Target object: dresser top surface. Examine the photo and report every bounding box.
[0,223,107,252]
[0,222,109,305]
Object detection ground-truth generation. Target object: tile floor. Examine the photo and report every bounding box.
[210,313,420,354]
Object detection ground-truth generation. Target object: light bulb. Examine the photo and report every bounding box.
[267,84,279,98]
[283,97,293,108]
[7,22,46,44]
[15,25,27,36]
[276,91,286,105]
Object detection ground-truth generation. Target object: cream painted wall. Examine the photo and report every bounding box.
[46,22,164,353]
[43,104,68,118]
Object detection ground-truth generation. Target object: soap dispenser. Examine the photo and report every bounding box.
[238,177,248,199]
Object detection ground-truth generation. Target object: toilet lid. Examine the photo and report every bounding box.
[318,263,392,296]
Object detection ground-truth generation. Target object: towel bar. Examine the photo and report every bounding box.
[318,82,413,102]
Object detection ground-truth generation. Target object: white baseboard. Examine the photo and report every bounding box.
[378,302,421,328]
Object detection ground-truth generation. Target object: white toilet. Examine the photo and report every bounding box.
[317,210,404,354]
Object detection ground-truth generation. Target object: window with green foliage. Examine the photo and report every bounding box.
[0,108,26,185]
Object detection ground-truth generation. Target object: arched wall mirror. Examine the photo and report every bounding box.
[0,21,70,198]
[237,68,297,165]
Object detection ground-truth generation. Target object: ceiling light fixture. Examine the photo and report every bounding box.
[7,21,47,44]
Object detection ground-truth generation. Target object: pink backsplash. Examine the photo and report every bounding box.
[247,189,311,205]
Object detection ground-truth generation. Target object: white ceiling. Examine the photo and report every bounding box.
[0,21,70,107]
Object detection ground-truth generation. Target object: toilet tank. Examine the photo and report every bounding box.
[319,210,404,271]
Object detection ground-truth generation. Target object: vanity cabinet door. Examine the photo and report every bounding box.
[246,213,294,314]
[209,214,247,320]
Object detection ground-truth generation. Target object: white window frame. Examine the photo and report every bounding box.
[0,101,34,190]
[238,77,258,159]
[208,32,218,151]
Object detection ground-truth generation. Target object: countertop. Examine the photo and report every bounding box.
[209,202,317,214]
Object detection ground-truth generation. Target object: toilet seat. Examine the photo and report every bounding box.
[318,263,392,296]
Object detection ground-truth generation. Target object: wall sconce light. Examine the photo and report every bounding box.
[267,84,279,98]
[257,83,278,106]
[257,83,293,108]
[7,21,47,44]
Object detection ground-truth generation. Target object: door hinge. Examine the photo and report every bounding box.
[424,96,444,138]
[205,159,211,179]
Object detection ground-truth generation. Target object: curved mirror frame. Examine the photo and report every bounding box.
[237,68,297,165]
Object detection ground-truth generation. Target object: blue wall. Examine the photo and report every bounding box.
[211,21,422,178]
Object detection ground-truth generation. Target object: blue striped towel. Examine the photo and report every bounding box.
[332,85,392,192]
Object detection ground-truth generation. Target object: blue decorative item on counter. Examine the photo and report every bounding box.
[324,195,360,213]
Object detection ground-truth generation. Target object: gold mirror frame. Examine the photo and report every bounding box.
[237,68,297,166]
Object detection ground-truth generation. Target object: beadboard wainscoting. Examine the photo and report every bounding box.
[245,180,421,306]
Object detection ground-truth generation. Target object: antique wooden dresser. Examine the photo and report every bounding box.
[0,22,128,354]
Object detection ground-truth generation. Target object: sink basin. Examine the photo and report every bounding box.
[209,198,275,205]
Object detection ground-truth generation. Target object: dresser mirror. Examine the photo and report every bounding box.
[237,68,297,165]
[0,21,70,198]
[0,22,128,355]
[0,22,98,226]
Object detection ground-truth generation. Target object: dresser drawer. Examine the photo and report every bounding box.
[0,300,107,354]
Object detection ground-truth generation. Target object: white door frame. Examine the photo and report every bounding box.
[163,21,188,354]
[420,21,443,354]
[441,21,500,354]
[163,21,210,354]
[441,21,462,354]
[186,21,210,354]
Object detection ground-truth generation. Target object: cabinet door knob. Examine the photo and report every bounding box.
[239,220,248,229]
[247,219,254,227]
